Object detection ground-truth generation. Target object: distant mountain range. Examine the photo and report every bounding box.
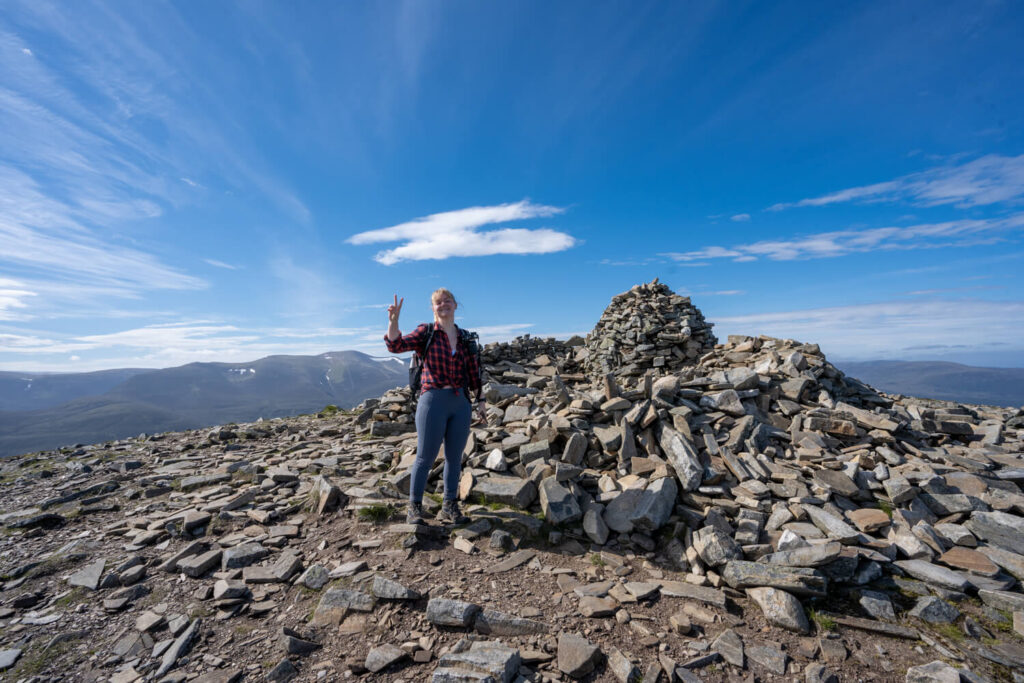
[835,360,1024,408]
[2,354,1018,459]
[0,351,407,458]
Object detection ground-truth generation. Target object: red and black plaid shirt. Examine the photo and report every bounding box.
[385,323,483,399]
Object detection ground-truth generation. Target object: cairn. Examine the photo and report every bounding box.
[581,278,717,377]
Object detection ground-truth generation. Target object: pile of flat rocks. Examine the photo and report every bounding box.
[1,279,1023,683]
[582,279,717,376]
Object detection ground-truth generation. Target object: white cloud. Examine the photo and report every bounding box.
[0,277,37,320]
[204,258,239,270]
[730,213,751,222]
[347,200,577,265]
[21,48,32,56]
[715,299,1024,360]
[663,213,1024,263]
[770,154,1024,210]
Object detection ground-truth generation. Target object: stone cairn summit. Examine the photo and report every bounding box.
[1,280,1023,683]
[581,279,717,377]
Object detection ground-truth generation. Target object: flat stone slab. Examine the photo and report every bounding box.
[826,614,919,639]
[67,558,105,591]
[436,641,521,683]
[658,581,727,607]
[312,588,376,624]
[894,559,970,591]
[723,560,827,597]
[0,649,22,671]
[847,508,890,533]
[365,644,407,673]
[427,598,481,627]
[759,542,842,568]
[484,549,536,574]
[372,575,420,600]
[557,633,603,678]
[938,547,999,576]
[473,609,548,636]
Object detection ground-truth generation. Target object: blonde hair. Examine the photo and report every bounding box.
[431,288,457,306]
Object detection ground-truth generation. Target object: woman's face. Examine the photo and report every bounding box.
[432,293,456,318]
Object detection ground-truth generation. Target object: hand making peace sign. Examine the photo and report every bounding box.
[387,294,403,325]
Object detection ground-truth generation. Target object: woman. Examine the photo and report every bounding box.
[385,288,486,524]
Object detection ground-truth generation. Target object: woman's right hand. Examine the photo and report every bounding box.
[387,294,403,325]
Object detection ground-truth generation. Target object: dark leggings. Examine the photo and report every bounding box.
[409,388,471,504]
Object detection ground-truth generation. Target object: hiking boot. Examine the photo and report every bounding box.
[406,502,425,524]
[437,499,469,524]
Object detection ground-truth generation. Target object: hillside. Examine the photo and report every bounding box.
[0,351,406,458]
[836,360,1024,408]
[1,280,1022,682]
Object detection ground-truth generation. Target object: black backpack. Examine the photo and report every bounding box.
[408,325,483,400]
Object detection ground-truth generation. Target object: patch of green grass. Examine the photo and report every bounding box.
[357,503,395,524]
[53,588,86,608]
[808,608,836,632]
[878,501,894,518]
[589,553,606,567]
[932,622,964,642]
[425,492,443,505]
[318,404,339,418]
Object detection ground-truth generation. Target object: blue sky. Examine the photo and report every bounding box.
[1,0,1023,372]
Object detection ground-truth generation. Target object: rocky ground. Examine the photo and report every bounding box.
[1,280,1023,683]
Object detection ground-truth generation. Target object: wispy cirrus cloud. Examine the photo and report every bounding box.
[769,154,1024,211]
[716,299,1024,360]
[730,213,751,222]
[663,214,1024,263]
[204,259,239,270]
[347,200,576,265]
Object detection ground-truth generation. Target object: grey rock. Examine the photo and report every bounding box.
[212,579,248,600]
[312,588,376,624]
[978,588,1024,613]
[894,560,970,592]
[658,425,704,491]
[722,560,827,597]
[557,633,603,678]
[805,663,839,683]
[905,660,960,683]
[966,511,1024,555]
[659,580,727,607]
[436,641,521,683]
[801,505,862,544]
[712,628,744,667]
[178,549,222,578]
[746,587,810,633]
[0,649,22,671]
[859,590,896,621]
[629,476,677,532]
[221,542,269,570]
[372,575,421,600]
[909,596,959,624]
[365,643,407,673]
[583,508,610,545]
[427,598,482,627]
[578,595,617,617]
[473,608,548,635]
[759,541,842,567]
[883,477,918,505]
[747,642,787,675]
[693,525,742,567]
[67,558,105,591]
[603,488,644,534]
[562,432,588,465]
[538,477,582,526]
[813,469,860,498]
[473,476,537,509]
[608,647,641,682]
[299,564,330,590]
[155,618,199,677]
[266,659,298,682]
